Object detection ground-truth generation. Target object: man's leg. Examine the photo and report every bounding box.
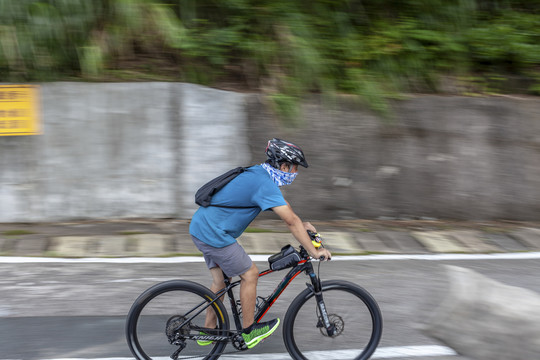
[204,267,227,328]
[239,263,280,349]
[238,263,259,329]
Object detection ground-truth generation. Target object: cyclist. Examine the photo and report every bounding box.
[189,138,332,349]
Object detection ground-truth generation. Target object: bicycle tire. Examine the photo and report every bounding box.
[126,280,230,360]
[283,280,382,360]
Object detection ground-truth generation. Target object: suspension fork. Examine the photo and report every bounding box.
[307,264,336,336]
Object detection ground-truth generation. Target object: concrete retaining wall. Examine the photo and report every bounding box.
[0,82,539,222]
[0,82,249,222]
[249,95,540,220]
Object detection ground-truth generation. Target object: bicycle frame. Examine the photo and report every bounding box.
[224,259,316,330]
[176,248,335,345]
[180,258,319,336]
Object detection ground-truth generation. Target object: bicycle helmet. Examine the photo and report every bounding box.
[265,138,309,168]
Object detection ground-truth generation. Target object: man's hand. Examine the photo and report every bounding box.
[303,223,331,260]
[313,247,332,261]
[303,221,317,232]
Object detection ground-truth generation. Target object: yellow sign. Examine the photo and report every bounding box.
[0,85,41,136]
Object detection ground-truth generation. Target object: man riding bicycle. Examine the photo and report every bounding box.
[189,138,332,349]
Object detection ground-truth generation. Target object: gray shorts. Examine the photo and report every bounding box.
[191,235,253,278]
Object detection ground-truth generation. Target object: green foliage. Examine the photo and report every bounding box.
[0,0,101,80]
[465,11,540,71]
[0,0,539,123]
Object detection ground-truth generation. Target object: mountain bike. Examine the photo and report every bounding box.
[126,231,383,360]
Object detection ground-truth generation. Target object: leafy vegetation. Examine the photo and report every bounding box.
[0,0,539,121]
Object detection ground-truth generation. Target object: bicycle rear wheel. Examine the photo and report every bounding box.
[126,280,229,360]
[283,280,382,360]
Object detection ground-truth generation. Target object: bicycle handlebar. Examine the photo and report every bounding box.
[306,230,330,261]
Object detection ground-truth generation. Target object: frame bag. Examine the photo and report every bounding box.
[268,245,301,271]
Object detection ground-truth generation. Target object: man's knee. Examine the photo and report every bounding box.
[209,267,226,289]
[212,278,225,289]
[241,263,259,284]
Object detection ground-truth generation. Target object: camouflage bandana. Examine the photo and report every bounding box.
[261,163,298,187]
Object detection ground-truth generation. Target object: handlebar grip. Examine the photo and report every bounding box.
[319,255,326,261]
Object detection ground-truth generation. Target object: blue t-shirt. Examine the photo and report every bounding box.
[189,165,287,247]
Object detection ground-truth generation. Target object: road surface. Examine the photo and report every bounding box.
[2,255,540,359]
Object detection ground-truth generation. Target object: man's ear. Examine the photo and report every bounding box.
[280,163,292,172]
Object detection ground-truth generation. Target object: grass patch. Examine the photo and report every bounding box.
[244,227,276,233]
[479,226,511,234]
[118,231,147,235]
[2,230,35,236]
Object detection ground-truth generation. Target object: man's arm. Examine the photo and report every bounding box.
[272,203,331,260]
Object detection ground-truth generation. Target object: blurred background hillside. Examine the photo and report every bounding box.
[1,0,539,119]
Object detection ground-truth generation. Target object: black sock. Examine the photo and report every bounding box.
[243,324,253,334]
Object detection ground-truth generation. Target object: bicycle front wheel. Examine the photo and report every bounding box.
[126,280,230,360]
[283,280,382,360]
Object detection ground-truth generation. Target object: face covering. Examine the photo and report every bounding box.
[262,163,298,187]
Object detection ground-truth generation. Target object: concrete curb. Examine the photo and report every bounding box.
[1,220,540,258]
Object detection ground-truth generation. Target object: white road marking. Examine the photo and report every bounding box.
[1,252,540,263]
[2,345,457,359]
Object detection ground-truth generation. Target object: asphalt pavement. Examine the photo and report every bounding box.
[1,218,540,258]
[3,218,540,360]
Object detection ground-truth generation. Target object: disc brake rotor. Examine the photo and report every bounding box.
[319,314,344,337]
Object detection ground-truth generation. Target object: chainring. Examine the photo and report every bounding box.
[231,333,248,351]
